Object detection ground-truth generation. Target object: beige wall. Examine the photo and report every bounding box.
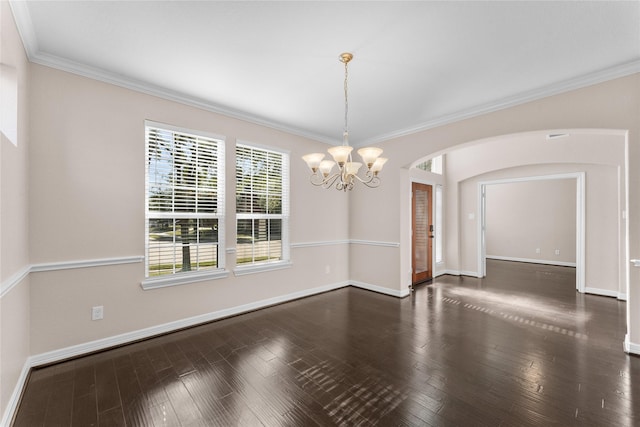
[0,0,31,420]
[485,178,577,264]
[27,63,350,355]
[444,132,625,297]
[353,75,638,345]
[455,163,621,297]
[2,3,640,421]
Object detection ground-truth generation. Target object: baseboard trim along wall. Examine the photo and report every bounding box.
[486,255,577,268]
[350,280,410,298]
[624,335,640,356]
[584,287,627,300]
[28,279,404,368]
[0,361,31,427]
[3,278,409,425]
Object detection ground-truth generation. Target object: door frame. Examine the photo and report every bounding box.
[410,178,437,285]
[476,172,586,293]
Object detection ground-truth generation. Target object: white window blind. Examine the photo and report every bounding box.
[145,122,225,279]
[236,143,289,266]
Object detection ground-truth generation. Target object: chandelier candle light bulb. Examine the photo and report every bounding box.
[302,52,386,191]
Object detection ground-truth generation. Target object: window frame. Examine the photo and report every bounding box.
[142,121,227,290]
[416,155,443,174]
[234,141,290,275]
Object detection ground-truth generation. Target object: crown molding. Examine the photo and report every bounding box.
[10,1,640,149]
[30,52,340,145]
[8,1,38,58]
[356,59,640,147]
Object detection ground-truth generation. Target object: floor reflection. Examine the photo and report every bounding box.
[12,260,639,426]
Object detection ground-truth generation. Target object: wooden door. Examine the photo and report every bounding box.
[412,182,433,284]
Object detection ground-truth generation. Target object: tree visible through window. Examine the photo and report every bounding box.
[145,123,224,278]
[416,155,443,174]
[236,143,289,266]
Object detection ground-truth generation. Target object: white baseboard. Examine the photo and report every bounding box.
[29,279,413,367]
[8,278,420,423]
[486,255,576,267]
[624,335,640,355]
[439,270,480,277]
[30,281,349,367]
[1,360,31,427]
[584,287,626,300]
[350,280,410,298]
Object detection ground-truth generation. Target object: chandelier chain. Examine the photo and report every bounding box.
[343,59,349,138]
[301,52,386,191]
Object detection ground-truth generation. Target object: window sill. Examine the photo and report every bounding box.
[141,269,229,290]
[233,261,292,276]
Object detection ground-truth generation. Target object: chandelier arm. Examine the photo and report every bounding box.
[352,171,375,184]
[360,176,381,188]
[302,52,384,192]
[309,173,326,186]
[322,172,342,189]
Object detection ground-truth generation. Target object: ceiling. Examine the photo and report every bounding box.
[10,1,640,146]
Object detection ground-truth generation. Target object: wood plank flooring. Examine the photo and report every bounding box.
[12,260,640,426]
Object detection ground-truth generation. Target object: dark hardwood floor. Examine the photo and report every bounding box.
[12,260,639,426]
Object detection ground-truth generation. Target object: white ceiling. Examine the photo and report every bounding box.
[10,1,640,146]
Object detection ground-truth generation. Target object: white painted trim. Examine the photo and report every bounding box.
[30,281,351,367]
[291,240,350,248]
[624,335,640,356]
[349,239,400,248]
[7,1,38,58]
[31,256,144,273]
[0,359,31,427]
[618,293,627,302]
[350,280,409,298]
[0,265,30,298]
[233,261,292,276]
[630,259,640,267]
[11,0,640,151]
[356,59,640,147]
[442,269,462,276]
[584,287,622,299]
[478,172,586,293]
[486,255,576,268]
[141,269,230,290]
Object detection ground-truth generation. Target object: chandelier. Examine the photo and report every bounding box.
[303,53,387,191]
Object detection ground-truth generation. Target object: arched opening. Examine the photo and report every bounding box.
[402,128,628,305]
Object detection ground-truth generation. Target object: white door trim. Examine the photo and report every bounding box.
[477,172,586,292]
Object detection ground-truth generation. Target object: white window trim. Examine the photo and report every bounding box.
[233,260,293,276]
[143,120,226,288]
[141,269,230,290]
[235,141,290,268]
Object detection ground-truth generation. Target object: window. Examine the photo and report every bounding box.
[416,155,443,174]
[235,143,289,270]
[144,122,225,287]
[435,185,443,263]
[1,64,18,146]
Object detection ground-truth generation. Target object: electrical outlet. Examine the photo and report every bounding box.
[535,248,541,254]
[325,265,331,274]
[555,249,560,255]
[92,305,104,321]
